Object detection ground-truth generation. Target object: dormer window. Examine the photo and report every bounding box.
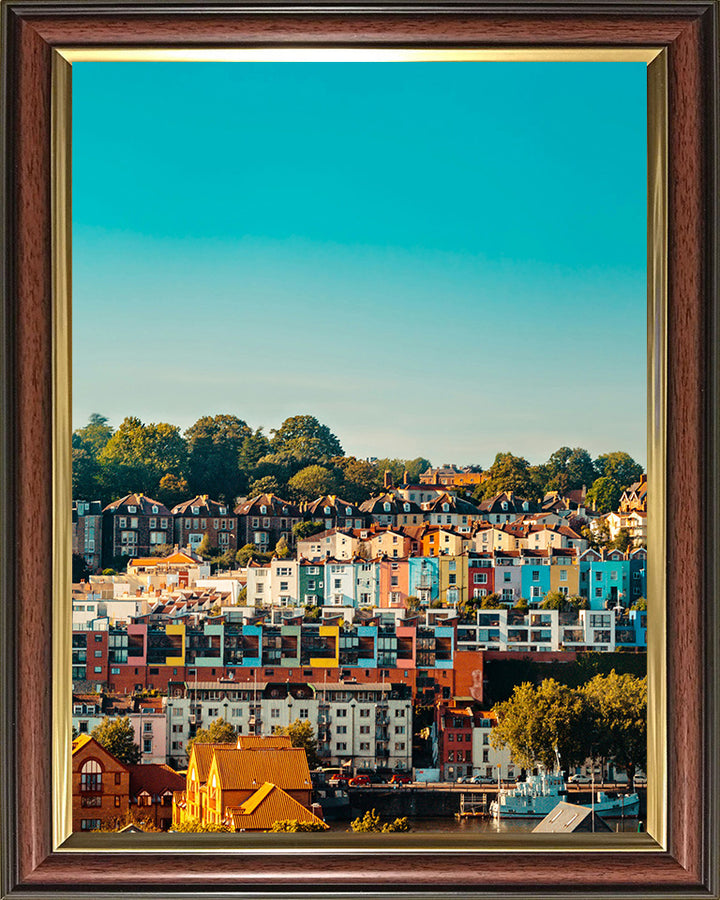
[191,506,200,515]
[346,507,352,515]
[152,505,158,514]
[219,507,227,515]
[404,503,410,512]
[324,506,331,515]
[383,502,391,512]
[501,502,508,511]
[260,505,267,515]
[522,502,529,511]
[128,505,136,514]
[442,503,449,512]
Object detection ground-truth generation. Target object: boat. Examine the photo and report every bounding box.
[490,772,640,819]
[490,771,568,819]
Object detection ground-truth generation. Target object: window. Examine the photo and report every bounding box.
[560,570,568,581]
[395,742,405,751]
[359,708,370,718]
[336,725,347,734]
[271,709,280,719]
[360,725,370,734]
[299,708,308,718]
[336,708,347,718]
[94,650,102,658]
[80,759,103,792]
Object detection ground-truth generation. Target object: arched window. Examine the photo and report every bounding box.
[384,503,391,513]
[260,505,267,514]
[442,503,449,512]
[80,758,103,792]
[152,505,158,514]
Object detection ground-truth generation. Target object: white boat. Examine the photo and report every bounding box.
[490,772,640,819]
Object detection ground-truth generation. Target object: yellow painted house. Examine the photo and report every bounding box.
[438,555,468,606]
[549,551,580,597]
[173,735,319,831]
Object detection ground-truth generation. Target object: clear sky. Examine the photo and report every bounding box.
[72,60,647,468]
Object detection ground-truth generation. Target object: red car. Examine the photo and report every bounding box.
[348,775,371,786]
[389,773,412,785]
[327,774,349,786]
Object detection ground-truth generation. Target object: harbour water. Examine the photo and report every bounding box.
[328,817,643,834]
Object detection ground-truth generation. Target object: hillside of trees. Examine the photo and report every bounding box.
[72,412,643,511]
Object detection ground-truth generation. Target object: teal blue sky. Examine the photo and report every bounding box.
[73,61,647,467]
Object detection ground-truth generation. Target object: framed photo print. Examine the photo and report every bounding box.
[1,2,718,898]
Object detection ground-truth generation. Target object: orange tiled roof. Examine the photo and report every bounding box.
[236,735,292,750]
[225,782,327,832]
[212,747,311,792]
[189,743,234,783]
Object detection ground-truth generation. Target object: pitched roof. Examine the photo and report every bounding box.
[189,742,233,783]
[225,782,327,831]
[171,495,233,516]
[128,763,185,797]
[236,735,292,750]
[212,747,312,792]
[234,494,300,516]
[102,493,171,516]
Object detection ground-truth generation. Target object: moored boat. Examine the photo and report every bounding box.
[490,772,639,819]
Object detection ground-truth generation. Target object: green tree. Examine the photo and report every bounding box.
[270,415,344,461]
[332,456,380,504]
[98,416,188,497]
[248,475,281,497]
[545,447,597,493]
[184,414,251,502]
[631,597,647,611]
[196,533,215,560]
[404,595,422,613]
[491,679,589,772]
[272,718,321,768]
[72,552,91,582]
[514,596,528,610]
[475,452,542,502]
[582,520,610,551]
[303,604,321,621]
[611,527,632,552]
[91,716,140,765]
[72,447,102,501]
[156,473,189,508]
[481,592,504,609]
[581,671,647,781]
[173,818,230,833]
[594,452,644,491]
[293,520,325,540]
[373,457,432,489]
[186,718,236,757]
[238,428,272,474]
[267,819,328,832]
[274,536,291,558]
[73,413,114,456]
[350,809,410,833]
[586,477,622,514]
[92,808,162,833]
[288,465,338,502]
[541,590,570,611]
[236,544,258,567]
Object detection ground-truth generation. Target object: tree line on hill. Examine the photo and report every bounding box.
[72,412,643,514]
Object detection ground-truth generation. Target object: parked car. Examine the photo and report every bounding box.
[633,773,648,786]
[470,775,494,784]
[568,774,591,784]
[456,776,470,784]
[389,773,412,785]
[327,774,350,786]
[348,775,371,786]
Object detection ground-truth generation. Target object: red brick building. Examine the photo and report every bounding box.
[234,493,301,552]
[171,495,238,555]
[102,493,172,565]
[72,735,130,832]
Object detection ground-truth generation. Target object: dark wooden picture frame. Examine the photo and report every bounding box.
[1,2,718,897]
